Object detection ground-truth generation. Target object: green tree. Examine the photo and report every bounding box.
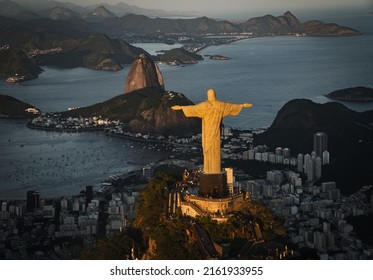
[136,173,176,228]
[246,201,286,237]
[80,232,135,260]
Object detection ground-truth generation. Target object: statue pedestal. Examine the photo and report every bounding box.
[199,172,227,198]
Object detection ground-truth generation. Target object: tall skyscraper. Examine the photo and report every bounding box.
[297,154,304,173]
[26,190,40,212]
[275,147,283,156]
[85,185,93,209]
[322,151,330,165]
[283,148,291,159]
[313,132,328,158]
[315,157,322,179]
[54,199,61,231]
[304,154,313,181]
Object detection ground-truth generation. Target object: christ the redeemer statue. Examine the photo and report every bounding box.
[172,89,252,174]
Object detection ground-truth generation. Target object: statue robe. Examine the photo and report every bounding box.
[180,100,243,174]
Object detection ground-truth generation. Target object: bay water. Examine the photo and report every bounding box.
[0,14,372,199]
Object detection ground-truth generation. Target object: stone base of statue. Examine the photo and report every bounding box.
[199,172,228,198]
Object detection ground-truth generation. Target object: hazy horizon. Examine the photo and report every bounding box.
[16,0,373,19]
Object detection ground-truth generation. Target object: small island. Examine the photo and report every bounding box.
[325,86,373,102]
[158,48,203,65]
[209,55,231,60]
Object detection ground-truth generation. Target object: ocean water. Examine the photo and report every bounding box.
[163,34,373,129]
[0,14,372,199]
[0,119,165,199]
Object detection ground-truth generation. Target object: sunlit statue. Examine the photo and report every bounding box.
[172,89,252,174]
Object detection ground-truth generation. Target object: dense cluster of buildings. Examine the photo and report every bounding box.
[236,176,373,259]
[0,183,140,259]
[29,114,118,131]
[164,128,373,259]
[107,126,201,146]
[27,47,63,58]
[28,112,202,148]
[231,131,330,181]
[1,126,372,259]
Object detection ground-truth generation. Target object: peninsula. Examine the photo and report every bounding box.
[325,86,373,102]
[0,95,40,118]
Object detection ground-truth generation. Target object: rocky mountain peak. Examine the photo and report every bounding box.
[91,5,116,18]
[281,11,301,27]
[82,5,116,21]
[124,54,165,94]
[45,6,79,20]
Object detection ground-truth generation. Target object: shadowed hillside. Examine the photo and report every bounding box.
[64,88,201,137]
[254,99,373,194]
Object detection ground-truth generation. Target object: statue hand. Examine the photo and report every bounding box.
[242,103,253,108]
[171,105,182,110]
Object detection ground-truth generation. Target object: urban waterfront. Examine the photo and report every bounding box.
[0,14,372,199]
[0,9,373,261]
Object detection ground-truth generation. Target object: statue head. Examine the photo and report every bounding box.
[207,89,217,101]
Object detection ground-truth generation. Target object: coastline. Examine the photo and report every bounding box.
[325,95,373,102]
[105,130,199,148]
[26,121,106,133]
[26,120,200,148]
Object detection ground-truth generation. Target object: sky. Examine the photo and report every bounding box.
[64,0,373,18]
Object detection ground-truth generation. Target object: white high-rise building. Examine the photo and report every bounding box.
[283,148,291,158]
[275,147,283,156]
[221,126,232,137]
[269,154,276,164]
[313,132,328,157]
[297,154,303,173]
[248,149,255,160]
[304,154,313,181]
[315,157,322,179]
[322,150,330,165]
[275,154,283,164]
[304,154,311,173]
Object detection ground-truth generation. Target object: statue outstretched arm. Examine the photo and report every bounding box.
[242,103,253,108]
[171,105,183,110]
[171,103,207,118]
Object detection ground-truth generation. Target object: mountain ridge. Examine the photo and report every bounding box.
[254,99,373,157]
[254,99,373,194]
[0,5,362,81]
[0,2,361,37]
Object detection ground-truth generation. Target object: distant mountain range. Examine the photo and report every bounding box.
[36,33,147,70]
[0,13,148,75]
[0,0,173,18]
[0,0,361,36]
[0,0,361,80]
[85,2,173,17]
